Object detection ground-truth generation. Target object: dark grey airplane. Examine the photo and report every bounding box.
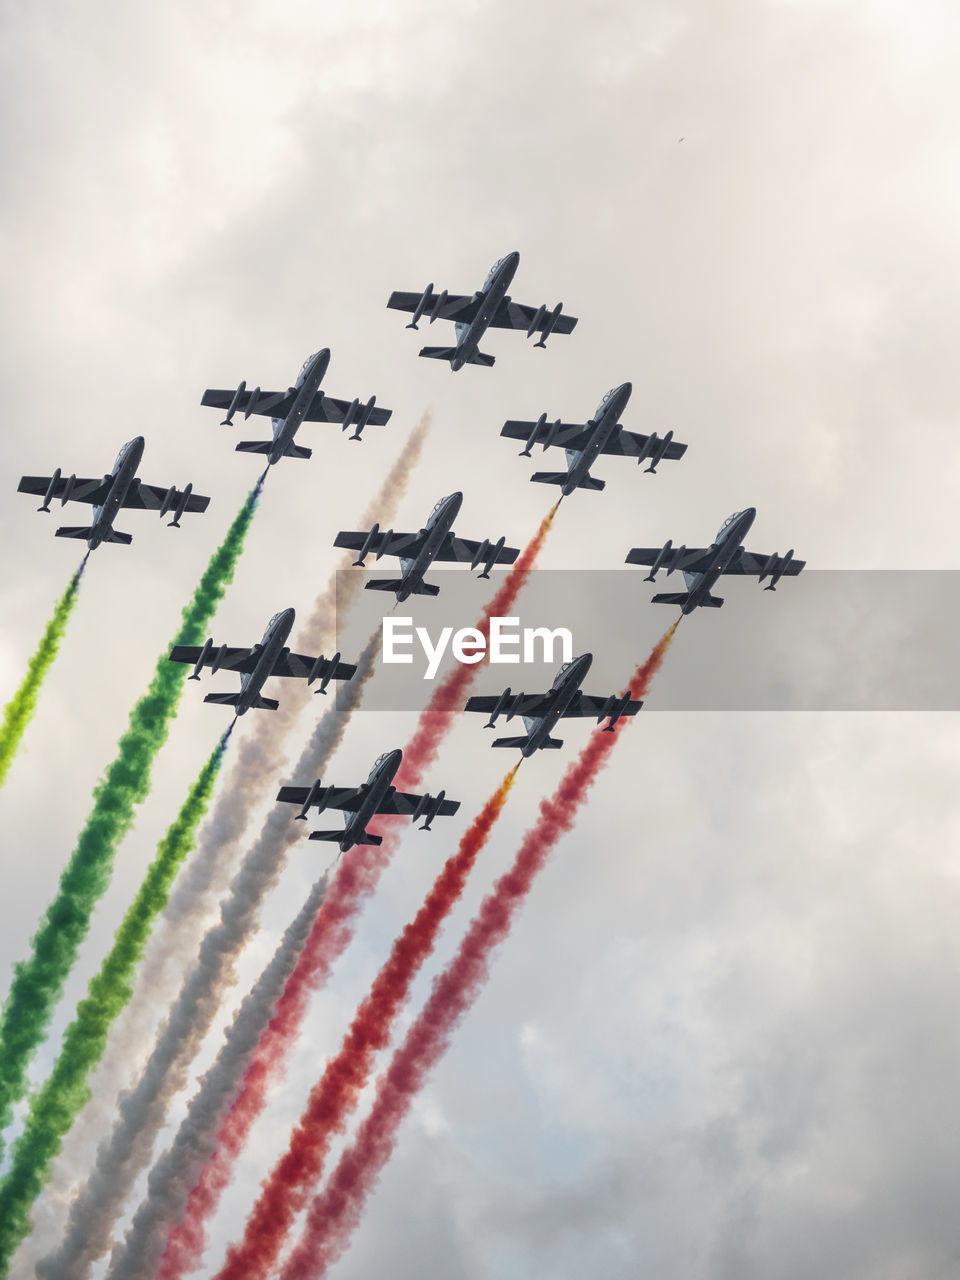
[169,607,356,714]
[276,747,460,853]
[17,436,210,550]
[501,383,687,496]
[201,348,392,464]
[387,251,578,370]
[333,491,519,602]
[464,653,643,757]
[626,508,805,614]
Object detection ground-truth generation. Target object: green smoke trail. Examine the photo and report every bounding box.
[0,728,233,1270]
[0,559,87,794]
[0,484,261,1171]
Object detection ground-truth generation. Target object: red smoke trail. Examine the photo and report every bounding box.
[276,622,680,1280]
[154,507,557,1280]
[203,765,519,1280]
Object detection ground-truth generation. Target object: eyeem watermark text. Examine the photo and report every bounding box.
[383,616,573,679]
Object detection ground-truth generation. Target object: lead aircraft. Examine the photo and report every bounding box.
[200,348,392,465]
[334,491,519,601]
[387,251,577,370]
[17,436,209,550]
[169,607,356,714]
[501,382,687,495]
[464,653,642,757]
[276,748,460,853]
[626,508,805,614]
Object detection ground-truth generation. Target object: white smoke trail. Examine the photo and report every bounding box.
[13,415,428,1278]
[34,636,381,1280]
[106,875,329,1280]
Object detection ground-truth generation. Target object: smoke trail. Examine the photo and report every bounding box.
[0,728,232,1272]
[17,415,430,1276]
[36,634,381,1280]
[127,504,560,1277]
[0,559,86,793]
[108,874,330,1280]
[0,486,262,1170]
[278,624,680,1280]
[187,765,519,1280]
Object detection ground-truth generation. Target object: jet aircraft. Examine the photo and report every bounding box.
[276,748,460,853]
[333,491,519,601]
[501,382,687,496]
[625,508,805,614]
[200,348,392,464]
[169,607,356,714]
[17,436,210,550]
[387,251,578,370]
[464,653,642,756]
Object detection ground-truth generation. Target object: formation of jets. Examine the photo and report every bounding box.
[15,247,806,850]
[333,491,519,602]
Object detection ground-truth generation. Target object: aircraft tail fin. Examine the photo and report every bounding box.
[418,345,495,368]
[55,525,132,544]
[365,579,441,597]
[650,591,723,609]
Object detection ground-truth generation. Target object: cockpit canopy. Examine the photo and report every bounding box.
[374,751,392,768]
[432,494,454,515]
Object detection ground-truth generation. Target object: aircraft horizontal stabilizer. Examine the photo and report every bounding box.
[234,441,273,454]
[282,443,312,459]
[418,346,495,367]
[308,830,383,846]
[574,474,605,491]
[253,695,281,710]
[55,526,133,544]
[203,692,241,706]
[651,591,724,608]
[490,736,532,749]
[364,579,441,596]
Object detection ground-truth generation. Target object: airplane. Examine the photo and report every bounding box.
[276,747,460,853]
[333,491,520,601]
[500,382,687,496]
[200,348,392,464]
[463,653,643,756]
[168,607,357,714]
[16,436,210,550]
[386,251,578,370]
[625,508,805,614]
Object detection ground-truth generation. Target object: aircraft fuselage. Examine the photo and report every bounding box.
[451,252,520,371]
[269,348,331,465]
[340,748,403,851]
[236,607,296,714]
[523,652,593,756]
[87,436,145,549]
[396,491,463,601]
[682,507,757,613]
[561,382,633,496]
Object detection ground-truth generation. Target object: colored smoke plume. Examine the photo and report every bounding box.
[278,622,679,1279]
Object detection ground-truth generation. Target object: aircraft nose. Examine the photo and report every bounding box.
[576,652,593,673]
[387,747,403,767]
[618,382,632,398]
[506,250,520,267]
[282,606,296,624]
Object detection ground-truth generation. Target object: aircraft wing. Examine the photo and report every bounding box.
[432,535,520,565]
[306,395,392,426]
[168,644,260,674]
[387,290,480,323]
[333,529,425,560]
[721,547,806,577]
[491,300,578,335]
[276,784,365,812]
[269,652,358,681]
[600,428,687,460]
[201,388,291,418]
[18,475,110,505]
[464,693,554,719]
[561,692,644,719]
[123,481,211,512]
[501,420,590,451]
[377,790,460,817]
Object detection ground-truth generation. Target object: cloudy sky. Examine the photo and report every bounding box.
[2,0,960,1276]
